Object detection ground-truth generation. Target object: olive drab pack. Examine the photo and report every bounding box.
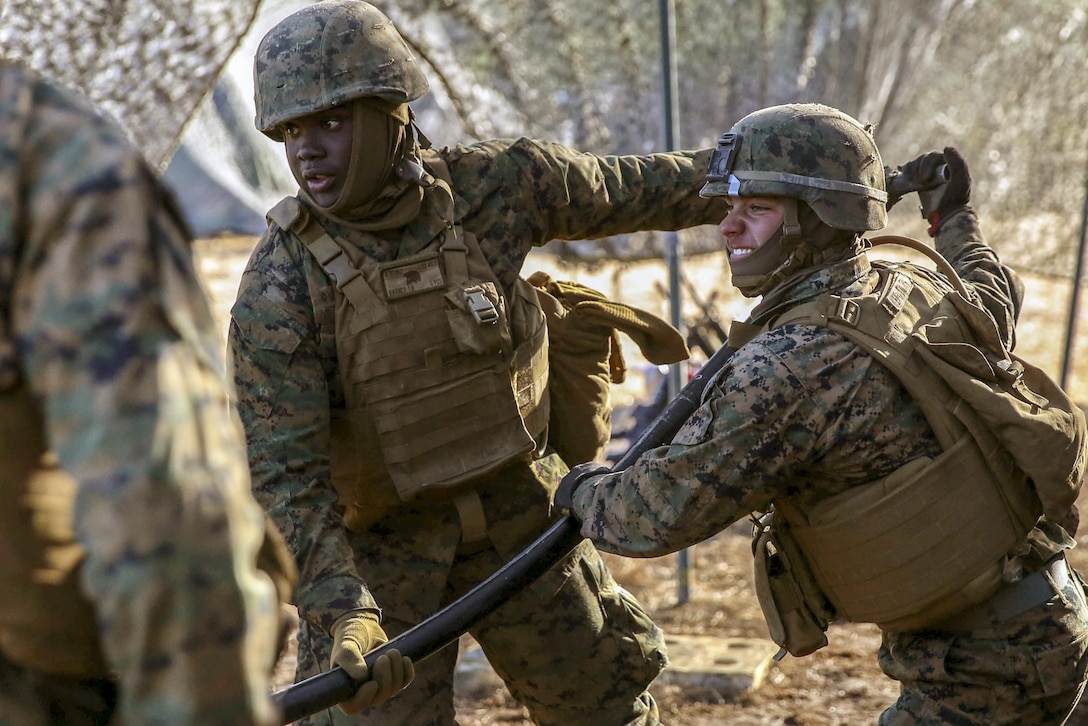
[526,271,689,467]
[746,236,1087,653]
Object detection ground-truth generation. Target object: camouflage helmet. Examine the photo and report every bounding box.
[700,103,887,231]
[254,0,429,140]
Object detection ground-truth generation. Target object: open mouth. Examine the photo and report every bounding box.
[304,173,335,194]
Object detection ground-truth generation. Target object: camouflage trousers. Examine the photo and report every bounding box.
[294,456,666,725]
[0,651,116,726]
[878,556,1088,725]
[295,536,664,726]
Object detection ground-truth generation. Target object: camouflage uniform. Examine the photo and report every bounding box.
[0,63,283,725]
[229,135,724,725]
[569,206,1088,723]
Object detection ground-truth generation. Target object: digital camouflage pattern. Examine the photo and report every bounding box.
[569,208,1088,723]
[0,63,282,725]
[229,137,724,724]
[254,0,430,141]
[701,103,888,231]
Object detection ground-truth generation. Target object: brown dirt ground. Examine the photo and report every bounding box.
[446,529,1088,726]
[196,234,1088,725]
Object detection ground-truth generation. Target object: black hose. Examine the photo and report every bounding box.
[274,342,739,724]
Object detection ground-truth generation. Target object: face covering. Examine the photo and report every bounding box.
[301,98,424,231]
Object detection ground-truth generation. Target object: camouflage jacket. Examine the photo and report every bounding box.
[570,211,1072,574]
[228,138,723,633]
[0,63,281,725]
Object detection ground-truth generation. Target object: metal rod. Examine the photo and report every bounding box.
[1061,162,1088,389]
[658,0,691,608]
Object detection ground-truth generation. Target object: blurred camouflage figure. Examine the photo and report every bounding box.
[227,0,724,722]
[558,103,1088,724]
[0,62,295,725]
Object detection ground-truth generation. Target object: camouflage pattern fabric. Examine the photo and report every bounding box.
[295,461,664,725]
[228,138,723,724]
[0,0,259,168]
[253,0,429,139]
[0,63,282,725]
[569,209,1088,723]
[878,565,1088,724]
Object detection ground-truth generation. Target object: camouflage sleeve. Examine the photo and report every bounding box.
[934,208,1023,349]
[443,139,725,282]
[12,70,280,725]
[569,327,939,558]
[228,227,380,634]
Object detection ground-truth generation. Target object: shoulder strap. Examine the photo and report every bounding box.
[267,197,387,326]
[414,152,473,283]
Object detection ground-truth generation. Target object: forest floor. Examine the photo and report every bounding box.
[197,234,1088,725]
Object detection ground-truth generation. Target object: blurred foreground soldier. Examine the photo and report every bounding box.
[0,62,295,725]
[228,1,723,722]
[557,103,1088,724]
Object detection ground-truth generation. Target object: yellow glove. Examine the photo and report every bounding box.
[329,612,415,714]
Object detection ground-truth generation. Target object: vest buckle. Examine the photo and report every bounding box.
[464,286,499,325]
[833,297,861,326]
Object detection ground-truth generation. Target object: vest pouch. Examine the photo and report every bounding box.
[791,434,1036,631]
[525,271,688,466]
[366,362,536,500]
[751,511,835,658]
[445,281,510,357]
[328,408,404,532]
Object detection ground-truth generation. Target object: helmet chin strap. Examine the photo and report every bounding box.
[729,198,809,297]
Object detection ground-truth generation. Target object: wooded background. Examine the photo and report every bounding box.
[365,0,1088,275]
[10,0,1086,274]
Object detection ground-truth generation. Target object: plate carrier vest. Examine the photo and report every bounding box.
[743,236,1085,650]
[267,153,549,532]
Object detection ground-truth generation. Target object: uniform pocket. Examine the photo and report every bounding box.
[579,546,668,683]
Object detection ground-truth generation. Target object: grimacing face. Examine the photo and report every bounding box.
[282,105,354,208]
[716,195,786,261]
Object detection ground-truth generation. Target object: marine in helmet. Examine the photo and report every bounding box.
[0,62,293,725]
[557,103,1088,723]
[229,1,725,722]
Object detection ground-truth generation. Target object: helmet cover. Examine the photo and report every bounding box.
[254,0,429,140]
[700,103,887,231]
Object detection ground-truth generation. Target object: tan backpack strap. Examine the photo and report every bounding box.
[406,152,472,283]
[726,320,764,349]
[268,197,387,326]
[869,235,971,298]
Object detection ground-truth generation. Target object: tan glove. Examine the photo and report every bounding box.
[329,612,415,715]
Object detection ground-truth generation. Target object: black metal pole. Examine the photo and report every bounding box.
[1060,163,1088,389]
[658,0,692,607]
[272,342,737,724]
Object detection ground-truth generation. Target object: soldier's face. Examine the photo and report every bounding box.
[717,196,785,260]
[281,105,354,208]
